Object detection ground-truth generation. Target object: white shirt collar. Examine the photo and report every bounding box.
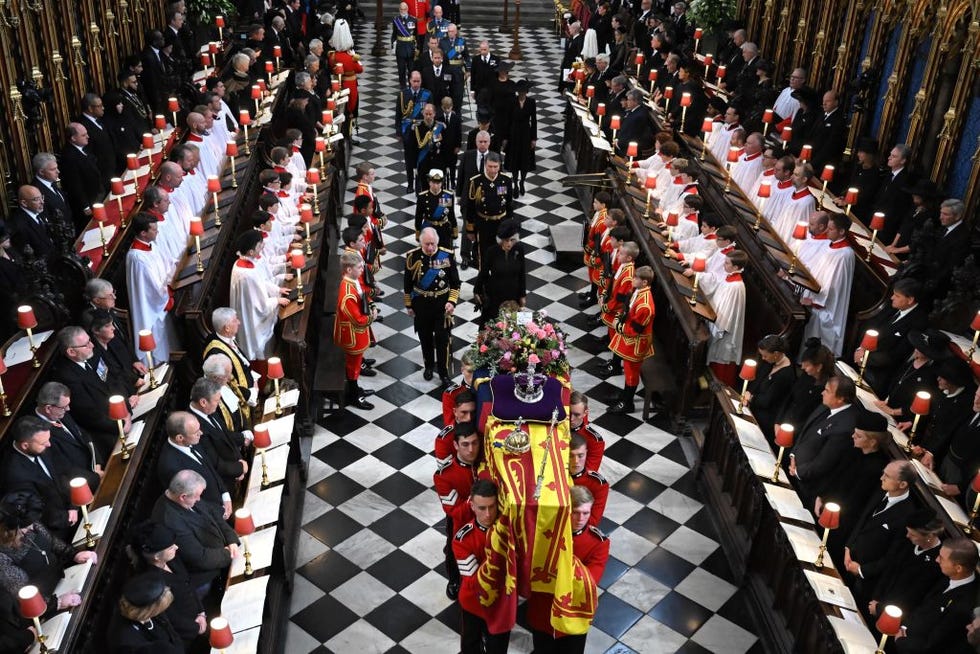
[948,573,976,592]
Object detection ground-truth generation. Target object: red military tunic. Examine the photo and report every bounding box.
[583,208,607,284]
[452,519,491,617]
[329,50,365,114]
[526,525,610,638]
[333,277,372,354]
[573,420,605,473]
[600,260,634,328]
[405,0,430,35]
[571,469,609,527]
[433,456,478,526]
[609,285,654,362]
[588,222,612,287]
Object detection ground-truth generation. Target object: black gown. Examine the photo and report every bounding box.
[475,243,527,326]
[778,372,825,430]
[505,98,537,175]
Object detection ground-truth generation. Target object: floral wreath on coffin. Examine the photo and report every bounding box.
[468,308,571,377]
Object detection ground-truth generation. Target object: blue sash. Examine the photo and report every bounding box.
[418,122,444,165]
[447,40,462,60]
[413,249,451,298]
[401,89,432,134]
[394,16,413,37]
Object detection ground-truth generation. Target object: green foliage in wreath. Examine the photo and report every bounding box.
[687,0,738,34]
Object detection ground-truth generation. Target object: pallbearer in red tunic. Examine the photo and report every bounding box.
[334,252,378,409]
[434,389,476,463]
[452,479,511,653]
[608,266,656,414]
[329,20,365,127]
[568,433,609,527]
[570,390,605,472]
[527,486,609,650]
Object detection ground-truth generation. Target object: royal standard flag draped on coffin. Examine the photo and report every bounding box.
[477,404,598,635]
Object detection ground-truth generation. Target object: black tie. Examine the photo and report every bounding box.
[971,413,980,428]
[190,446,205,465]
[872,495,889,516]
[478,153,484,172]
[208,413,223,431]
[34,457,51,479]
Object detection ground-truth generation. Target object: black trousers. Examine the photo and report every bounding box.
[475,218,502,270]
[396,54,413,88]
[444,517,460,586]
[413,299,451,373]
[531,631,587,653]
[460,609,511,654]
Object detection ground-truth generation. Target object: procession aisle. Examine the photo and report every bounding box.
[286,24,761,654]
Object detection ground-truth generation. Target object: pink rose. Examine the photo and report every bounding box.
[528,354,540,364]
[496,321,505,329]
[503,351,512,360]
[512,332,521,339]
[551,349,561,360]
[480,344,488,352]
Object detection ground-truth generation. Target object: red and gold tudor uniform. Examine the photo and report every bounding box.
[526,525,610,639]
[333,273,373,381]
[583,206,607,288]
[609,283,655,388]
[600,259,634,331]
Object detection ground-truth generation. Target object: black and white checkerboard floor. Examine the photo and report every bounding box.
[286,23,762,654]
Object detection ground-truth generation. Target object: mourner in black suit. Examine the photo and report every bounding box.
[558,22,584,91]
[854,279,929,397]
[151,470,240,592]
[156,412,232,520]
[1,417,78,542]
[107,574,185,654]
[894,537,978,653]
[457,135,498,268]
[788,376,859,508]
[867,509,944,621]
[78,93,118,183]
[31,153,75,235]
[914,357,976,470]
[439,102,463,188]
[808,91,848,173]
[34,381,104,493]
[877,329,946,424]
[422,50,464,111]
[9,186,57,260]
[49,326,131,461]
[922,199,973,296]
[615,90,654,156]
[86,309,143,398]
[140,31,170,114]
[470,41,499,109]
[935,394,980,496]
[189,379,251,496]
[873,145,914,245]
[59,125,106,233]
[844,460,918,595]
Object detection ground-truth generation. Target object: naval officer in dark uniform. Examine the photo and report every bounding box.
[391,3,419,88]
[465,152,514,270]
[415,169,458,249]
[404,227,461,386]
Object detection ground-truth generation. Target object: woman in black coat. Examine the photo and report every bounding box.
[745,334,796,444]
[505,80,537,196]
[284,96,317,165]
[127,521,205,646]
[108,573,185,654]
[474,220,526,328]
[778,338,835,429]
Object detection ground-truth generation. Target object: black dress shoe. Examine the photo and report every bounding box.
[578,291,592,300]
[587,315,604,328]
[359,388,376,396]
[601,362,622,375]
[608,400,634,414]
[363,358,376,366]
[374,289,386,298]
[350,396,375,410]
[374,314,384,323]
[360,367,377,377]
[461,259,470,270]
[423,365,434,381]
[578,297,595,309]
[446,582,460,600]
[439,373,452,386]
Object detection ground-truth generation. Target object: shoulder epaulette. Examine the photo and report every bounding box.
[437,424,454,437]
[587,470,608,485]
[436,458,453,473]
[583,424,604,441]
[438,246,455,254]
[454,521,475,540]
[587,525,608,541]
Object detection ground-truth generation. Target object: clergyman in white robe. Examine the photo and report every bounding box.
[801,238,855,356]
[230,255,282,360]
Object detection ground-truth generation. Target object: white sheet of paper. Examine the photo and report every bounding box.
[230,526,277,577]
[263,388,299,415]
[827,613,878,654]
[3,330,54,367]
[804,569,858,611]
[54,559,93,597]
[111,421,145,456]
[936,495,970,526]
[247,444,289,492]
[256,414,295,449]
[911,458,944,490]
[729,397,753,418]
[781,522,833,569]
[244,485,284,528]
[141,363,169,389]
[590,136,614,152]
[220,576,270,631]
[72,505,112,546]
[80,225,118,252]
[835,361,860,383]
[132,382,169,419]
[888,425,909,449]
[30,611,71,654]
[210,625,261,654]
[763,482,815,524]
[742,444,778,479]
[945,331,980,365]
[730,414,771,453]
